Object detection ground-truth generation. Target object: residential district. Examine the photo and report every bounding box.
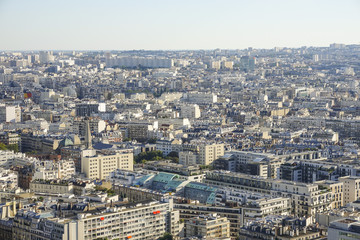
[0,44,359,240]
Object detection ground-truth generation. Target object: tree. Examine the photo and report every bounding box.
[167,151,178,158]
[106,92,113,100]
[0,143,6,151]
[0,143,19,152]
[158,232,173,240]
[148,138,157,144]
[134,150,163,163]
[6,144,19,152]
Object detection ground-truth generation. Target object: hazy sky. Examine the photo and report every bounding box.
[0,0,359,50]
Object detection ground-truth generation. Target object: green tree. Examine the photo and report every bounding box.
[6,144,19,152]
[0,143,7,151]
[134,150,163,163]
[167,151,179,158]
[158,232,173,240]
[0,143,19,152]
[148,138,157,144]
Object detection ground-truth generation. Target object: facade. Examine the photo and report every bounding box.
[0,132,20,146]
[179,151,198,166]
[32,159,76,180]
[12,199,179,240]
[198,143,224,165]
[175,203,242,238]
[29,180,74,194]
[181,104,201,119]
[205,171,333,217]
[75,102,105,117]
[72,118,106,137]
[316,180,344,209]
[339,176,360,205]
[185,214,230,239]
[0,105,21,123]
[81,149,134,179]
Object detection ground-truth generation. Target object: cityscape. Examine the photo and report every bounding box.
[1,1,360,240]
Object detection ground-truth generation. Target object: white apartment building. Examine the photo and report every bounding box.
[81,149,133,179]
[0,105,21,123]
[181,104,201,119]
[33,159,76,180]
[271,181,333,217]
[339,176,360,205]
[13,199,180,240]
[0,150,37,168]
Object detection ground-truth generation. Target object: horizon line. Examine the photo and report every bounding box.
[1,43,360,52]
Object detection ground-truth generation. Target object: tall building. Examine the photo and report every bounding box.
[72,118,106,137]
[76,102,106,117]
[339,176,360,205]
[0,105,21,123]
[81,149,134,179]
[239,56,256,71]
[181,104,201,119]
[39,51,54,64]
[198,143,224,165]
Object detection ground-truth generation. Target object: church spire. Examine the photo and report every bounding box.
[85,118,93,149]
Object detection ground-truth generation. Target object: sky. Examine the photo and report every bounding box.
[0,0,359,50]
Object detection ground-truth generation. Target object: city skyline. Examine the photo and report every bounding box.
[0,0,359,50]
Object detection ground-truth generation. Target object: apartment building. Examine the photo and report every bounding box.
[72,118,106,137]
[175,203,242,238]
[0,105,21,123]
[271,181,333,217]
[185,214,230,239]
[181,104,201,119]
[31,159,75,180]
[198,143,224,165]
[29,180,74,195]
[205,171,333,217]
[75,102,106,117]
[0,131,20,146]
[81,149,133,179]
[179,151,198,166]
[339,176,360,205]
[316,180,344,209]
[12,199,180,240]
